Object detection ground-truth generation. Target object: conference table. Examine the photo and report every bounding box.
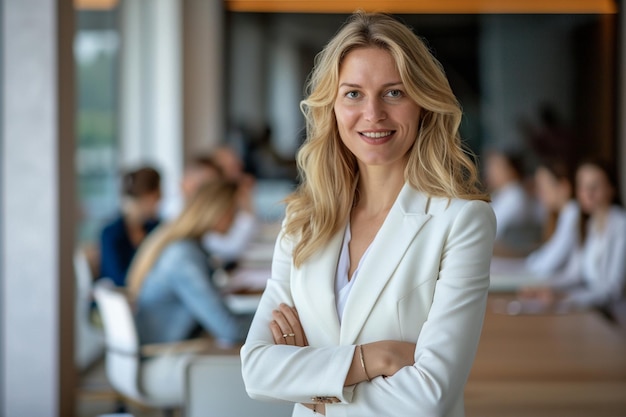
[465,294,626,417]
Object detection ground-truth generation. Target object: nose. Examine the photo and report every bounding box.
[363,97,386,122]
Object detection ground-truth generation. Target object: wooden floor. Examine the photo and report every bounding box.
[76,360,162,417]
[465,295,626,417]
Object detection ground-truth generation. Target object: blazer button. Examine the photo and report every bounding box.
[311,396,340,404]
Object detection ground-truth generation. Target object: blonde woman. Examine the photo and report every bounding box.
[241,12,495,417]
[127,180,253,347]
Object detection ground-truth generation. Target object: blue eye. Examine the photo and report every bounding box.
[346,91,360,99]
[386,89,403,98]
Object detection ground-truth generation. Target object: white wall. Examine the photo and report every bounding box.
[1,0,75,415]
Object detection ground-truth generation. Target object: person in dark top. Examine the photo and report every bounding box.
[99,166,162,287]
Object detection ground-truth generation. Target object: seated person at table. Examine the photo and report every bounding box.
[485,149,541,254]
[207,145,258,263]
[521,158,626,310]
[524,158,580,276]
[160,154,223,220]
[127,180,253,347]
[99,166,161,287]
[162,150,258,265]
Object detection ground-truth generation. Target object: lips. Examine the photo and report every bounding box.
[359,130,395,144]
[360,130,393,139]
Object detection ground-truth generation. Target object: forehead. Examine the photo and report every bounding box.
[577,165,608,184]
[338,47,399,82]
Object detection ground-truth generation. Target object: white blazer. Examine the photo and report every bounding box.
[241,184,496,417]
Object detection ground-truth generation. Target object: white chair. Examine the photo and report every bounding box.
[185,355,293,417]
[93,279,195,415]
[74,248,105,371]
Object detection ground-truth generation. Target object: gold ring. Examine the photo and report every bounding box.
[282,333,296,338]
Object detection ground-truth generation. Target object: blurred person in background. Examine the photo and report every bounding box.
[520,158,626,310]
[127,180,253,347]
[524,158,580,276]
[160,154,223,220]
[208,145,259,264]
[99,166,161,287]
[485,148,542,255]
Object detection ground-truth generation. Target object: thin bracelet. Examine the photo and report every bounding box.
[358,344,371,382]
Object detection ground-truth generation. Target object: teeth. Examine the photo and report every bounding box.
[361,131,392,139]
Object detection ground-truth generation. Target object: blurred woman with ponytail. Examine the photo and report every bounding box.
[127,180,253,347]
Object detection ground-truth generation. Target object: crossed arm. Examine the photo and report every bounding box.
[269,303,416,415]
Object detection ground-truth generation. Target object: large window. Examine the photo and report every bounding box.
[75,9,120,245]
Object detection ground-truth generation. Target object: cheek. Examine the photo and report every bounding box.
[334,104,359,127]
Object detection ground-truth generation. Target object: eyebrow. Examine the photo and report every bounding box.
[338,81,403,89]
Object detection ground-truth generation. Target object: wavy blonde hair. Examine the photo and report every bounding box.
[126,180,238,298]
[285,12,488,267]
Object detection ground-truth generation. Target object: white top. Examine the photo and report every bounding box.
[525,200,580,276]
[160,194,258,262]
[552,205,626,308]
[334,223,374,323]
[202,210,258,262]
[490,182,538,240]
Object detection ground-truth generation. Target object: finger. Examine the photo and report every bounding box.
[269,320,286,345]
[272,309,295,345]
[291,307,309,346]
[279,304,306,347]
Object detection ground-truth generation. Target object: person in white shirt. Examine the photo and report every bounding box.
[485,149,542,254]
[522,158,626,309]
[525,159,580,276]
[207,146,258,263]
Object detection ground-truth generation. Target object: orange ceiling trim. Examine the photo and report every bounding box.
[75,0,119,10]
[225,0,617,14]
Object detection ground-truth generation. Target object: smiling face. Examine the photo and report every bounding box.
[333,47,422,171]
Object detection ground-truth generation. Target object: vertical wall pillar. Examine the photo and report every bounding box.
[617,1,626,201]
[1,0,76,416]
[183,0,225,159]
[119,0,183,205]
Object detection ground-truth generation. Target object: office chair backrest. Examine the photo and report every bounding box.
[74,248,105,370]
[93,279,143,401]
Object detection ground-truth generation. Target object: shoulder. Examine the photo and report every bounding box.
[562,200,580,217]
[609,206,626,228]
[402,186,495,228]
[160,239,206,262]
[427,193,494,220]
[101,216,125,238]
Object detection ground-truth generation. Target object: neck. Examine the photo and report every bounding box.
[355,163,405,215]
[122,201,145,226]
[592,205,612,230]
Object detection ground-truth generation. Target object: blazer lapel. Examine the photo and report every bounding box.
[292,228,344,346]
[339,184,432,344]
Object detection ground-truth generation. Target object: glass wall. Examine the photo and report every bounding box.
[75,9,120,246]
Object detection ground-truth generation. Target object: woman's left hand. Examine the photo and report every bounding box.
[270,303,308,347]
